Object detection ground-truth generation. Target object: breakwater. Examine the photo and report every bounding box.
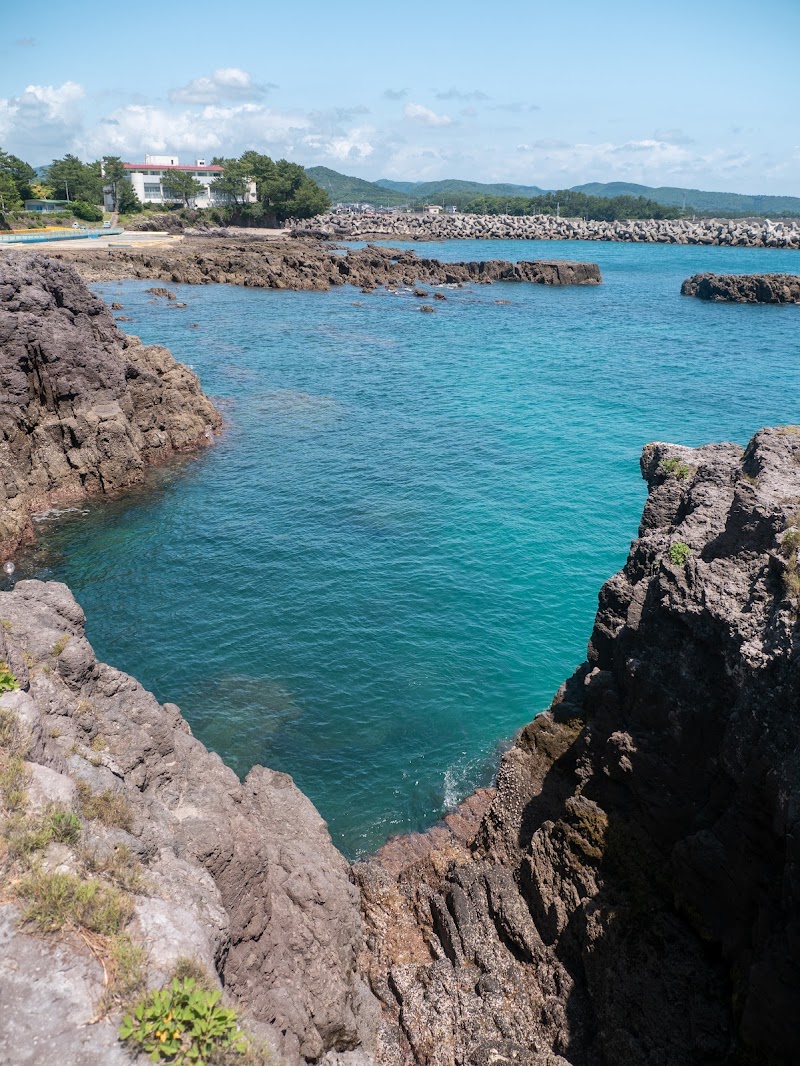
[296,211,800,248]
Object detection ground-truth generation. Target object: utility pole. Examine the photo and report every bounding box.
[65,179,70,202]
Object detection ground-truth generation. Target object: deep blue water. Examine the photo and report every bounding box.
[9,239,800,856]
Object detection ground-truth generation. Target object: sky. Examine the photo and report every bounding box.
[1,0,799,195]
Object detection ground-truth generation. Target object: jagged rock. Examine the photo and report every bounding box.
[680,272,800,302]
[0,579,382,1063]
[38,236,601,292]
[358,426,800,1065]
[0,255,221,558]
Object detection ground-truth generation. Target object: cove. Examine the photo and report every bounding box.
[11,238,800,857]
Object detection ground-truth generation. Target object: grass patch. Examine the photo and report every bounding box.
[51,635,70,656]
[0,756,30,811]
[3,804,80,862]
[101,932,148,1011]
[18,868,133,935]
[76,781,133,832]
[80,843,145,893]
[668,541,692,567]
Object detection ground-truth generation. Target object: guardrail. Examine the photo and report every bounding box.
[0,227,124,245]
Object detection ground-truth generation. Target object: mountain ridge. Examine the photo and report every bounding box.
[305,166,800,215]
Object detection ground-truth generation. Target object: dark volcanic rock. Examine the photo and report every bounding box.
[0,254,221,557]
[681,272,800,302]
[357,426,800,1066]
[43,236,601,291]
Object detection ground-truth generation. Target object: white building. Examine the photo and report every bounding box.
[104,155,256,210]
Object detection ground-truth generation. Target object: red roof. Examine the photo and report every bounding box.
[123,163,223,172]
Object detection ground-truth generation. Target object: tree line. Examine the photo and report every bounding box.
[462,191,682,221]
[0,148,330,222]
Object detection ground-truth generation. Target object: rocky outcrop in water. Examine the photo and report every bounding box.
[298,212,800,248]
[0,255,221,558]
[681,272,800,303]
[40,237,600,290]
[0,579,381,1064]
[357,426,800,1065]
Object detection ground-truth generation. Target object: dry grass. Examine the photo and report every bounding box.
[18,868,133,936]
[76,781,133,832]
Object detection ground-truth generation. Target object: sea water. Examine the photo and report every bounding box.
[9,239,800,856]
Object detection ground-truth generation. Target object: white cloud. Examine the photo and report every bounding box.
[80,101,310,159]
[403,103,452,127]
[302,126,375,163]
[169,68,275,105]
[0,81,85,159]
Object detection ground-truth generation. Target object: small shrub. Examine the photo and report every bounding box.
[70,200,103,222]
[119,977,247,1064]
[0,707,28,757]
[668,541,692,567]
[76,781,133,831]
[660,457,691,480]
[0,662,19,694]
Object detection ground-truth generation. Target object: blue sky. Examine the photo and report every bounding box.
[1,0,798,194]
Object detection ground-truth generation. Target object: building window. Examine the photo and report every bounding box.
[143,183,162,199]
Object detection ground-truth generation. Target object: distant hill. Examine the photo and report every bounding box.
[305,167,800,216]
[377,178,547,202]
[572,182,800,216]
[304,167,409,206]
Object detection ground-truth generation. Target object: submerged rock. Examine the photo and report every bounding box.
[681,272,800,303]
[0,255,221,558]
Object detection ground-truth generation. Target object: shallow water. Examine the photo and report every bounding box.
[10,239,800,856]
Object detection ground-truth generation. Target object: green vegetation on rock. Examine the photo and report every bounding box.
[668,541,692,567]
[119,977,248,1064]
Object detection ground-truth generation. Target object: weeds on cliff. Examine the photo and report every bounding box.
[0,662,20,694]
[0,755,30,812]
[51,635,70,656]
[2,804,81,863]
[778,523,800,608]
[660,457,692,480]
[18,868,133,935]
[100,932,148,1012]
[668,541,692,567]
[119,977,248,1064]
[76,780,133,831]
[0,706,28,758]
[79,843,145,893]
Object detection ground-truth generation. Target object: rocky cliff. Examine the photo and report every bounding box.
[0,254,221,558]
[0,579,381,1064]
[681,272,800,303]
[357,427,800,1066]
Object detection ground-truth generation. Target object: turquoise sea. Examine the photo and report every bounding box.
[9,239,800,856]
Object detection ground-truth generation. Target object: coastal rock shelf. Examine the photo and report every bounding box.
[298,211,800,248]
[0,255,220,558]
[357,426,800,1065]
[681,271,800,302]
[41,236,601,290]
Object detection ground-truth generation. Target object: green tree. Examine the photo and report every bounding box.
[162,169,205,208]
[102,156,140,213]
[209,158,252,205]
[47,155,103,203]
[0,149,35,208]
